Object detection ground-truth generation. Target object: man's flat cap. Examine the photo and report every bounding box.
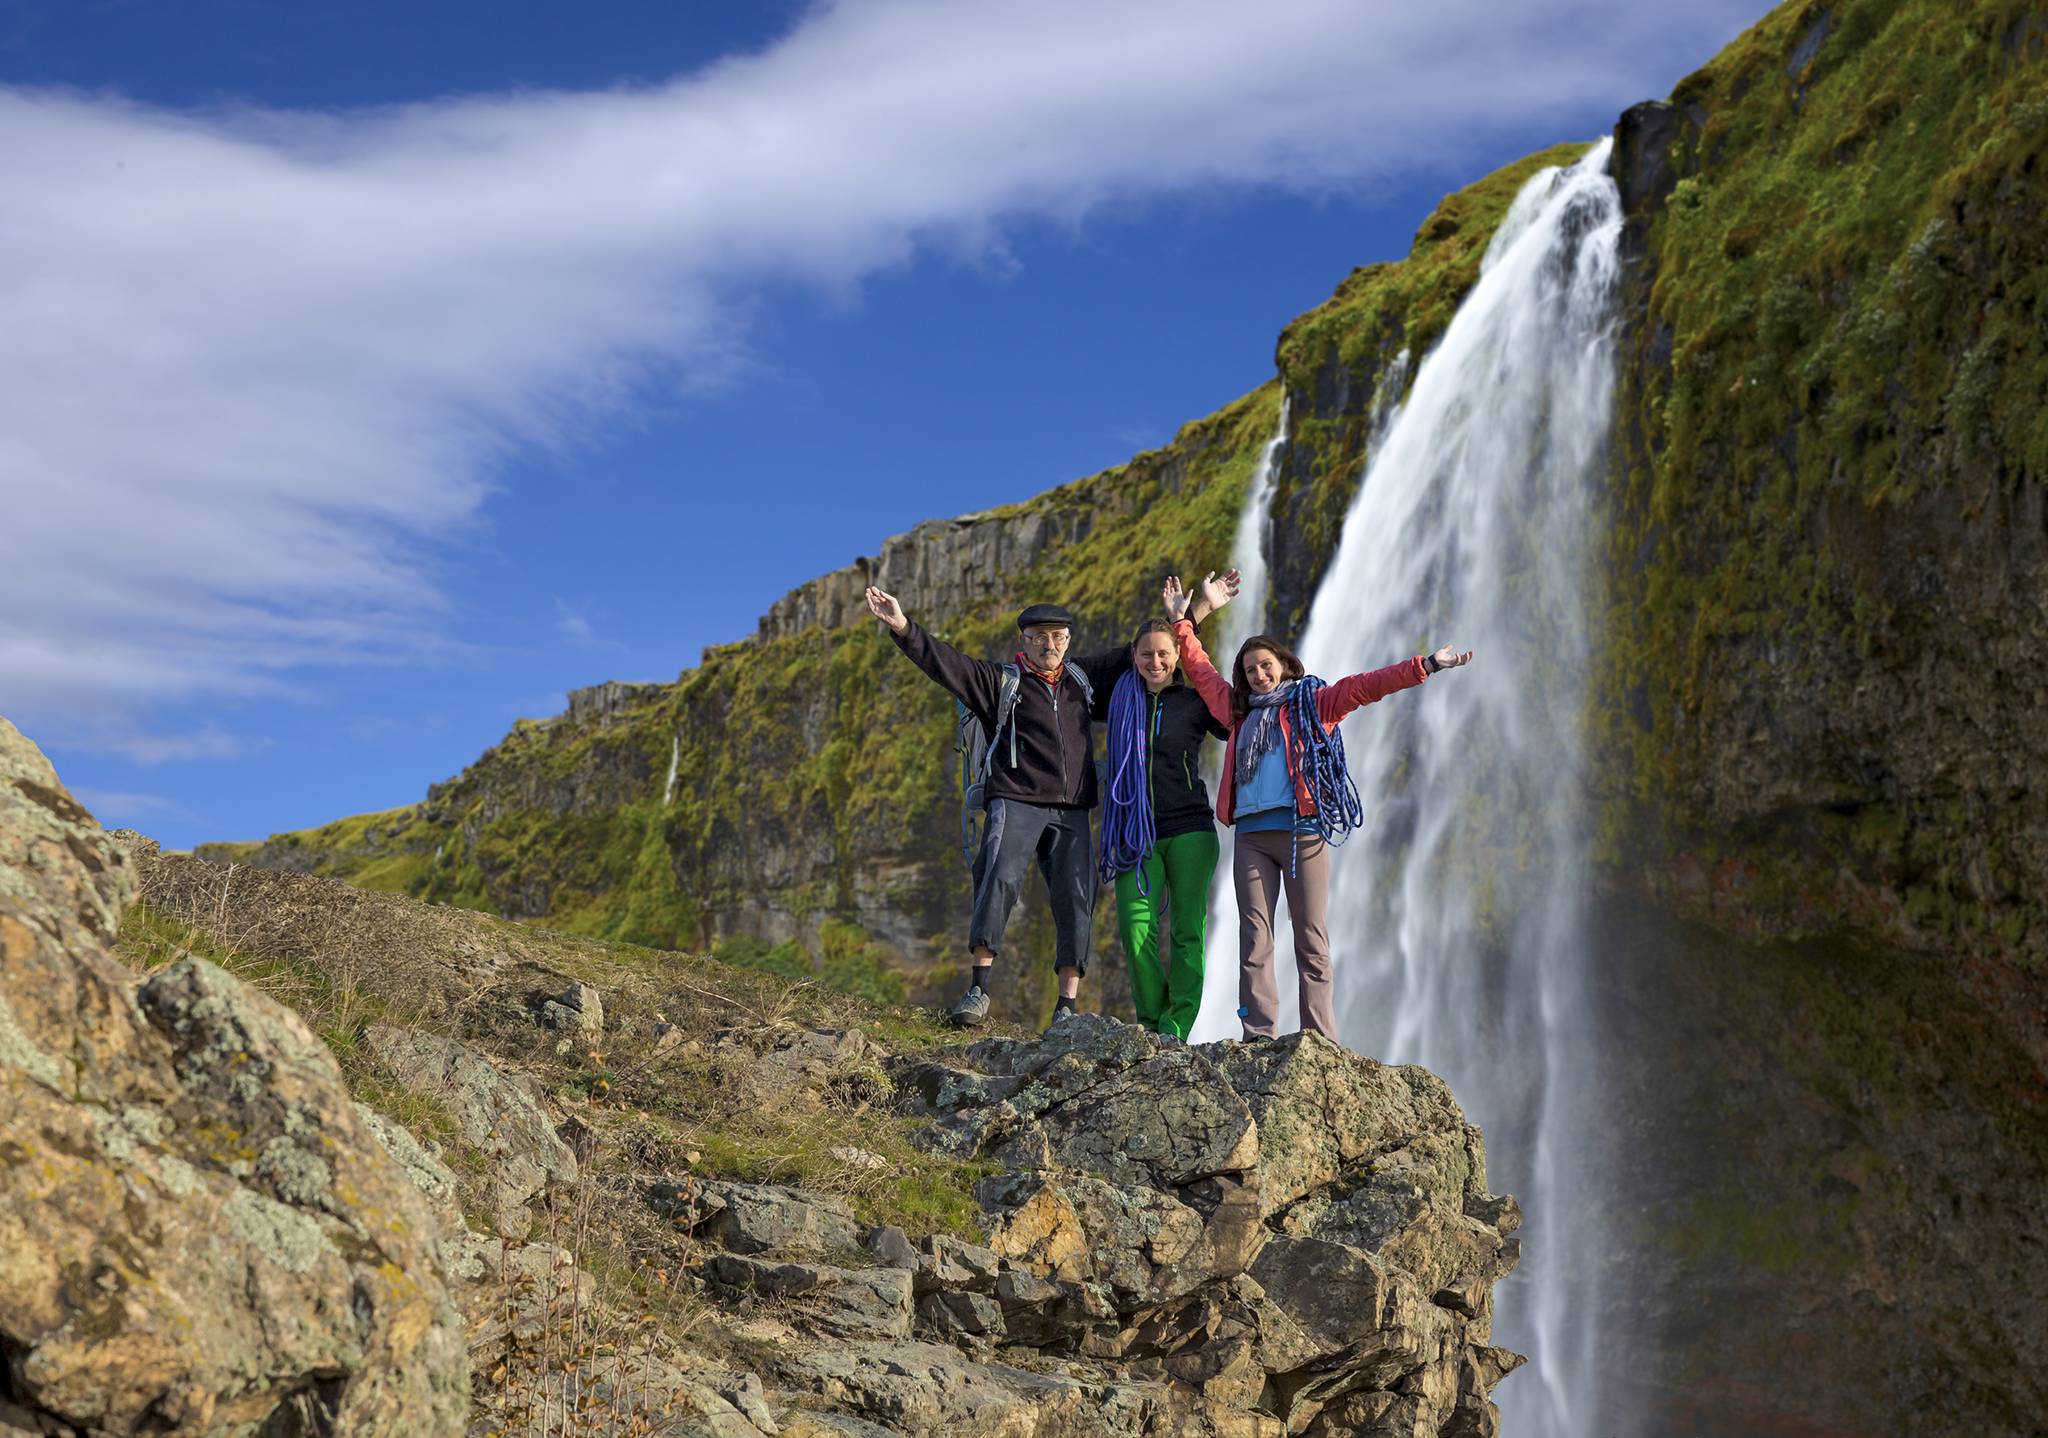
[1016,603,1077,630]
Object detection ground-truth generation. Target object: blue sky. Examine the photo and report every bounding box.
[0,0,1767,849]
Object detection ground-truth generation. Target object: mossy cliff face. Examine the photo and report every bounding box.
[1598,0,2048,966]
[1584,2,2048,1432]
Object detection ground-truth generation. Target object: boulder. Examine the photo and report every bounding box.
[890,1013,1526,1434]
[0,716,468,1435]
[651,1178,864,1257]
[539,980,604,1038]
[364,1023,578,1237]
[703,1255,915,1341]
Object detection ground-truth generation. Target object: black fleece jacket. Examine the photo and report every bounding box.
[890,621,1131,809]
[1117,677,1230,840]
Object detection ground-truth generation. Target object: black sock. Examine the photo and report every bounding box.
[969,964,993,995]
[1053,995,1077,1014]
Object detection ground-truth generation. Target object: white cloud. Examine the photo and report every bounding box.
[0,0,1765,751]
[71,787,183,821]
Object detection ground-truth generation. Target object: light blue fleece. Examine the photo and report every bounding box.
[1234,742,1294,826]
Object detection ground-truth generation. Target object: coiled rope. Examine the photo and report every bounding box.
[1098,669,1158,890]
[1286,675,1365,875]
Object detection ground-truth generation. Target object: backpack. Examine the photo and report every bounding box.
[954,661,1095,863]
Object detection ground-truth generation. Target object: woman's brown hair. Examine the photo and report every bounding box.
[1230,634,1306,727]
[1129,618,1175,648]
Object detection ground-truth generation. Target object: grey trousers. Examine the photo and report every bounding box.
[968,799,1096,974]
[1233,829,1334,1038]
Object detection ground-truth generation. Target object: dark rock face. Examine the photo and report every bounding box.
[0,717,469,1437]
[1610,99,1683,258]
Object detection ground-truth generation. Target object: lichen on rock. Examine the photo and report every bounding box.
[0,716,469,1436]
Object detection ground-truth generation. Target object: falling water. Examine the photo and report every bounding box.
[1299,142,1621,1434]
[1215,396,1290,662]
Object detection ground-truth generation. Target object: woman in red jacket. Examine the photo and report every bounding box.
[1162,572,1471,1040]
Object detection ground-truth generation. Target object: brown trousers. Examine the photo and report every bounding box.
[1233,829,1334,1038]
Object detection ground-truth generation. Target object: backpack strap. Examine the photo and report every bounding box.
[994,663,1022,772]
[1066,661,1095,710]
[957,664,1025,866]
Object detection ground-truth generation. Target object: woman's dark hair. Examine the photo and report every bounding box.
[1129,619,1175,648]
[1230,634,1306,727]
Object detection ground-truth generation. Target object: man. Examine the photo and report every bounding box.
[864,584,1223,1027]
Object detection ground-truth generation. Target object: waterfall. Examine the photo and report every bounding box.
[1297,140,1621,1436]
[1214,396,1290,663]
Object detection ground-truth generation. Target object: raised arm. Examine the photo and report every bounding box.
[866,585,1005,722]
[1072,567,1242,700]
[1314,645,1472,727]
[1164,576,1235,728]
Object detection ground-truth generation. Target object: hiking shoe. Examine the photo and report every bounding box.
[1042,1002,1081,1036]
[948,985,991,1028]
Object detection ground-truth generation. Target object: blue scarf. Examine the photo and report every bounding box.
[1233,678,1299,792]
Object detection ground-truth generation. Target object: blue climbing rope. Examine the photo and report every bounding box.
[1286,675,1365,875]
[1098,669,1157,891]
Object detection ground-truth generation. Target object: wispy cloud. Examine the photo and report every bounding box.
[0,0,1763,752]
[553,597,620,650]
[71,787,183,821]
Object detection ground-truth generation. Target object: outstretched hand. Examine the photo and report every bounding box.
[1197,569,1239,617]
[1162,576,1191,623]
[1430,645,1473,671]
[1166,568,1241,624]
[865,586,909,634]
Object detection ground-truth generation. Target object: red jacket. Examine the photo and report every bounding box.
[1173,618,1428,826]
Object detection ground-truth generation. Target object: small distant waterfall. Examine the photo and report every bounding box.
[1214,397,1291,663]
[1296,141,1622,1436]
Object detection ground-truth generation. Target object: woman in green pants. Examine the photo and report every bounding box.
[1098,619,1230,1039]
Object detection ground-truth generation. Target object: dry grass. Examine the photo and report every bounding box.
[115,851,999,1240]
[471,1173,714,1438]
[102,850,1024,1430]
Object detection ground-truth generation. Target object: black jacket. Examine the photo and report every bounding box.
[891,621,1130,810]
[1116,677,1229,840]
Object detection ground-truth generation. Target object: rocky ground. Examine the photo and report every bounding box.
[1,715,1524,1437]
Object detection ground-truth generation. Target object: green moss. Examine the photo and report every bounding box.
[1595,0,2047,953]
[1659,1192,1858,1277]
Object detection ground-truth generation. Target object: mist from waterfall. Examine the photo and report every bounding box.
[1290,141,1621,1436]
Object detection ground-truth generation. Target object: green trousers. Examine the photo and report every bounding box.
[1113,828,1220,1039]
